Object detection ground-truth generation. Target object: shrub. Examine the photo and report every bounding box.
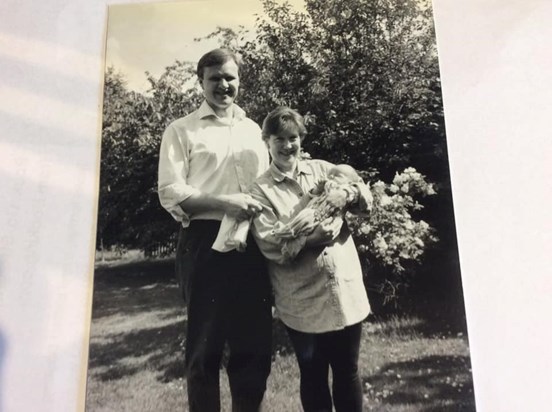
[348,167,438,304]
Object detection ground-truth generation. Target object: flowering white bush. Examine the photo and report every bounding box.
[348,168,437,302]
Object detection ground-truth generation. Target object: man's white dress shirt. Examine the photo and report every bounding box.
[158,101,269,227]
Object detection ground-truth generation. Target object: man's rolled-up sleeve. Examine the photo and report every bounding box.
[157,124,200,225]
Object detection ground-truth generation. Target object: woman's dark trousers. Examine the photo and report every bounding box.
[286,323,363,412]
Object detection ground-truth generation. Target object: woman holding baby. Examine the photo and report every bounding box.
[250,107,372,412]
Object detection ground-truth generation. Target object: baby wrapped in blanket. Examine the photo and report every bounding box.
[271,164,366,258]
[272,164,362,239]
[212,164,366,254]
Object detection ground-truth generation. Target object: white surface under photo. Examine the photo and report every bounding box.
[87,0,475,410]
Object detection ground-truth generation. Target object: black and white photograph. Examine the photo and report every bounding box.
[3,0,552,411]
[86,0,476,410]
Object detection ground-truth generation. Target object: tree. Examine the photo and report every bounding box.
[204,0,457,304]
[98,0,462,307]
[232,0,446,180]
[97,65,202,253]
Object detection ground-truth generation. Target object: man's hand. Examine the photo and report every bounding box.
[305,217,343,247]
[220,193,264,221]
[179,192,264,221]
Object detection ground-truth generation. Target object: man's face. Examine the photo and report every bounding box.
[200,59,240,115]
[266,127,302,173]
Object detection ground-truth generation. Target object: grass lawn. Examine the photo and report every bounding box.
[86,258,475,412]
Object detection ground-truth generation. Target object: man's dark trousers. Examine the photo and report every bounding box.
[176,220,272,412]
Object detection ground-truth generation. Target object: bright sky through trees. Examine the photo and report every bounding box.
[105,0,305,92]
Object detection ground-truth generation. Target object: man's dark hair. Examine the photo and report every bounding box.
[197,48,242,80]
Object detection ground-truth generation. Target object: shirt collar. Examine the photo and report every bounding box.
[269,160,312,182]
[197,100,246,121]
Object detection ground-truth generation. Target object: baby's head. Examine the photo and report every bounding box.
[327,164,361,185]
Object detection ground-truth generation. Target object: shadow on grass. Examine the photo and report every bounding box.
[89,258,295,384]
[89,258,186,383]
[89,320,186,382]
[367,295,472,342]
[92,258,181,319]
[89,256,474,411]
[363,354,475,411]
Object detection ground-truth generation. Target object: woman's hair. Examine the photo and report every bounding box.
[197,48,242,80]
[261,107,307,140]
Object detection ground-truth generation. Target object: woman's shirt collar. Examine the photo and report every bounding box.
[268,160,313,182]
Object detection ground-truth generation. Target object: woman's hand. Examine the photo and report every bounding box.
[305,217,343,247]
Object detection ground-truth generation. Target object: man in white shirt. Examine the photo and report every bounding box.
[158,49,272,412]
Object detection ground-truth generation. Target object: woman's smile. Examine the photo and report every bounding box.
[266,129,302,173]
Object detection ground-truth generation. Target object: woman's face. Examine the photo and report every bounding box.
[266,127,302,173]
